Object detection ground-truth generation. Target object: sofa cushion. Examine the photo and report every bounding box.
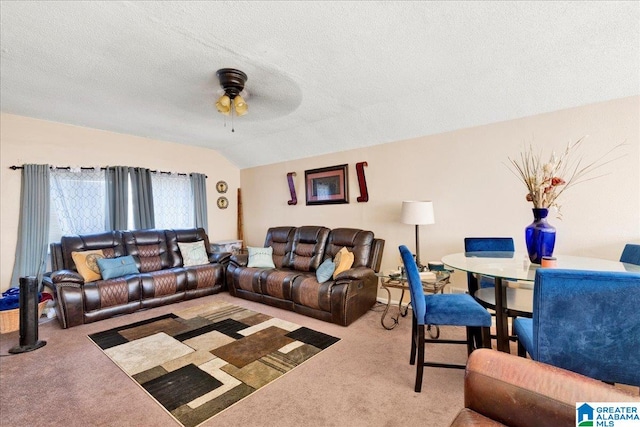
[123,230,171,273]
[97,255,139,280]
[316,259,335,283]
[333,247,354,279]
[72,249,105,282]
[247,246,276,268]
[284,226,330,272]
[324,228,374,268]
[291,274,332,312]
[61,231,125,271]
[178,241,209,267]
[261,269,299,300]
[167,228,212,268]
[264,227,295,268]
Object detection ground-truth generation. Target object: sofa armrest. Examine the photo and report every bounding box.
[454,349,639,427]
[55,281,85,329]
[334,266,375,282]
[51,270,85,285]
[230,253,249,268]
[209,251,231,265]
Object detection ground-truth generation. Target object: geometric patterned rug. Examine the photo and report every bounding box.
[88,301,340,427]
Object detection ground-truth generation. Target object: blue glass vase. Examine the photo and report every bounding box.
[525,208,556,264]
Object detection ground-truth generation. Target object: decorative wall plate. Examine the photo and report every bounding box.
[217,196,229,209]
[216,180,228,193]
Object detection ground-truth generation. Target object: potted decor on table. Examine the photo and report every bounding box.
[508,137,623,264]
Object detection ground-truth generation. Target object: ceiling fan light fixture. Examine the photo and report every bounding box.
[215,68,248,129]
[234,95,248,116]
[215,94,231,115]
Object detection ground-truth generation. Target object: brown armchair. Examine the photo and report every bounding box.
[450,349,639,427]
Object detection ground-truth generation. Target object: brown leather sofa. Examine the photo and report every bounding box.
[45,228,229,328]
[450,349,640,427]
[227,226,384,326]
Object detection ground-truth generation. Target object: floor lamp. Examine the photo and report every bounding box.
[401,201,435,271]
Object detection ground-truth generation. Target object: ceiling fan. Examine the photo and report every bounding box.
[215,68,248,132]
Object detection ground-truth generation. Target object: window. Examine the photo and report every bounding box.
[151,173,194,229]
[47,168,199,244]
[49,168,107,243]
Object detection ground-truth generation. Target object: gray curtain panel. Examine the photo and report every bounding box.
[190,173,208,233]
[130,167,155,229]
[106,166,129,230]
[11,164,50,288]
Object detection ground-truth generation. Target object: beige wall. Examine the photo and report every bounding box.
[240,96,640,297]
[0,113,240,292]
[2,97,638,297]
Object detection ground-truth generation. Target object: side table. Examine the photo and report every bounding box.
[377,271,450,334]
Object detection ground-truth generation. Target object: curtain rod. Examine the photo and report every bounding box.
[8,165,207,178]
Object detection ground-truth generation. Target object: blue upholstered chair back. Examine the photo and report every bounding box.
[464,237,515,253]
[530,268,640,386]
[464,237,515,291]
[620,244,640,266]
[399,245,427,325]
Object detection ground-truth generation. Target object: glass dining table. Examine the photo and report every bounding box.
[441,251,640,353]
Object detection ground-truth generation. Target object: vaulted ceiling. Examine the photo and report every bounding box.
[1,2,638,168]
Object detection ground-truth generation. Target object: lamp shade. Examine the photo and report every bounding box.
[401,201,435,225]
[234,95,248,116]
[215,95,231,115]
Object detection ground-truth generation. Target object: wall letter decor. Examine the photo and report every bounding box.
[287,172,297,205]
[356,161,369,203]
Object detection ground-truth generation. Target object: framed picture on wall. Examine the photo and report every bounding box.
[305,164,349,205]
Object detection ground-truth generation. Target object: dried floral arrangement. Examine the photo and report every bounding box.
[508,137,624,216]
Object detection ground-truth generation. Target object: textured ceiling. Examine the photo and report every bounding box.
[1,1,639,169]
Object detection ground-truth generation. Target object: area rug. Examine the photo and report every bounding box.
[88,301,340,427]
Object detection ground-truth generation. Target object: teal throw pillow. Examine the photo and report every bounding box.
[247,246,276,268]
[316,258,335,283]
[96,255,139,280]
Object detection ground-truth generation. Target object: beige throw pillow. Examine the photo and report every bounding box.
[333,246,354,279]
[71,249,105,282]
[178,241,210,267]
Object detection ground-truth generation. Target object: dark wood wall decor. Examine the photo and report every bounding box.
[287,172,297,205]
[355,161,369,202]
[305,164,349,205]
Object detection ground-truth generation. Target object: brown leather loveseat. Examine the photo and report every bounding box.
[45,228,229,328]
[227,226,384,326]
[450,349,640,426]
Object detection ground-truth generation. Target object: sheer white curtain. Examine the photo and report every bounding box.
[49,168,107,243]
[151,173,194,229]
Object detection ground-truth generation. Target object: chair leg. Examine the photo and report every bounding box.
[415,324,425,392]
[480,326,491,349]
[466,327,474,355]
[517,336,526,357]
[410,313,417,365]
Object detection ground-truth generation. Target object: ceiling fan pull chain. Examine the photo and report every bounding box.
[231,102,235,132]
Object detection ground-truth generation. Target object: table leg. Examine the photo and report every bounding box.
[494,277,510,352]
[380,282,399,330]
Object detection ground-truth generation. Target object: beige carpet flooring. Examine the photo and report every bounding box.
[1,293,475,427]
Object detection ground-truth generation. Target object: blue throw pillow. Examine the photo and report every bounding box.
[316,259,336,283]
[97,255,139,280]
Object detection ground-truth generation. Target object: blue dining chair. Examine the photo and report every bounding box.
[513,268,640,386]
[464,237,515,295]
[620,243,640,265]
[399,245,491,392]
[463,237,529,344]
